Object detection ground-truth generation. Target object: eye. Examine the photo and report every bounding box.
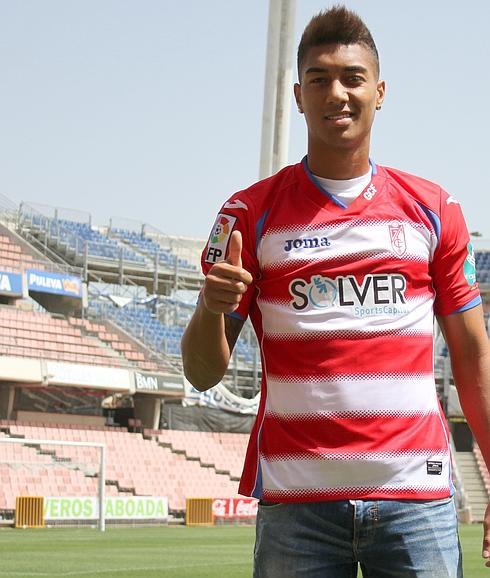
[309,76,328,85]
[346,75,365,85]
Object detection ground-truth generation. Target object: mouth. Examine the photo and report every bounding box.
[324,112,354,121]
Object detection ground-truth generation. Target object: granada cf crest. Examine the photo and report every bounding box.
[389,222,406,256]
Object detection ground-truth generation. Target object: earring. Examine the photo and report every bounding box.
[376,105,382,111]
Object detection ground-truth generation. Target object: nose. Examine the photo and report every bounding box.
[327,79,348,105]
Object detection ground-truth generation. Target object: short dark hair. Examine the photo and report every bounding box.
[297,5,379,78]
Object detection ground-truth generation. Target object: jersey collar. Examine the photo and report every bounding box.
[299,156,382,212]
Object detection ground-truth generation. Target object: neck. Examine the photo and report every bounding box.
[306,142,371,180]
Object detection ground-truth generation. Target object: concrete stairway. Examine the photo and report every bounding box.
[455,451,488,522]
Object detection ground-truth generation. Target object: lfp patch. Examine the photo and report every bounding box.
[463,242,477,286]
[205,214,237,264]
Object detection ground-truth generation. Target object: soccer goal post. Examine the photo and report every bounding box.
[0,437,106,532]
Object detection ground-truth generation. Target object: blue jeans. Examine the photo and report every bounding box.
[254,497,462,577]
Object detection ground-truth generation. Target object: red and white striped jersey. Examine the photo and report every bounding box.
[202,159,481,502]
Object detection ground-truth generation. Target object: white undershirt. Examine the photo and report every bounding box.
[313,168,372,207]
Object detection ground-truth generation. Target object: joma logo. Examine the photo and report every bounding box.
[284,236,331,252]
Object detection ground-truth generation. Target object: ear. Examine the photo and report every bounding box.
[294,83,303,114]
[376,80,386,110]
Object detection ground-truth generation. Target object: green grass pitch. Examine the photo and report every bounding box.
[0,523,485,577]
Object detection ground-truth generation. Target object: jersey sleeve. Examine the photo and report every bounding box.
[200,193,258,320]
[431,190,481,316]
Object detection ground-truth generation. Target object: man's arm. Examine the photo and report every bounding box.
[181,306,245,391]
[181,231,252,391]
[438,305,490,567]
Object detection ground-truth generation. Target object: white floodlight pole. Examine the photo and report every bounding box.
[259,0,281,180]
[272,0,296,174]
[259,0,296,179]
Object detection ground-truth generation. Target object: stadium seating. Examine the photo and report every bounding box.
[0,422,248,512]
[476,251,490,283]
[90,298,259,364]
[0,233,46,272]
[67,316,173,373]
[111,228,197,272]
[474,445,490,498]
[91,299,184,356]
[25,215,146,264]
[21,211,200,273]
[0,235,22,272]
[0,431,124,510]
[1,199,488,527]
[157,429,248,480]
[0,305,170,372]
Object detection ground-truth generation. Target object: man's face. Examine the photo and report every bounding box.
[294,43,385,153]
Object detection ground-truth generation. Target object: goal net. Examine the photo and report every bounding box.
[0,436,106,531]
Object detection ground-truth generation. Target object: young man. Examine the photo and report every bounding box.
[182,6,490,576]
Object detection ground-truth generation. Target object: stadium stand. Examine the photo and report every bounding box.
[22,214,146,265]
[0,224,66,278]
[454,445,489,522]
[68,316,175,373]
[16,203,203,294]
[476,251,490,283]
[90,299,183,357]
[110,227,197,272]
[90,295,259,366]
[156,429,248,481]
[0,305,170,372]
[0,194,488,526]
[474,445,490,498]
[0,233,38,272]
[0,422,248,512]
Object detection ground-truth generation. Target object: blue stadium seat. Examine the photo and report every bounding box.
[89,296,258,363]
[110,228,197,272]
[47,219,146,263]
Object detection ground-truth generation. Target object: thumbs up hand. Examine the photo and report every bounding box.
[202,230,253,315]
[226,229,243,269]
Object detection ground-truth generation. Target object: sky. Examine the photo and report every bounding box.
[1,0,489,241]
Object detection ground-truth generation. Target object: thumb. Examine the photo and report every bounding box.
[226,230,243,268]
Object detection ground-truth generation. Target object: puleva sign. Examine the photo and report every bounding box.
[27,269,82,298]
[44,496,168,520]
